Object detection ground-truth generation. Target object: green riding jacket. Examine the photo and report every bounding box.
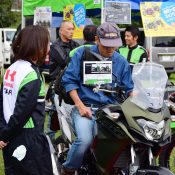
[118,44,148,64]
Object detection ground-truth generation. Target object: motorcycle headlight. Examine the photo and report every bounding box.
[136,119,165,141]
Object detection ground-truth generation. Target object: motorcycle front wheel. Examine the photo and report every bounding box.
[159,135,175,172]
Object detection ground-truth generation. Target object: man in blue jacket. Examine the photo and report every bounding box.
[61,22,133,175]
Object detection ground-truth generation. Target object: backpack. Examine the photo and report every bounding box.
[54,46,103,106]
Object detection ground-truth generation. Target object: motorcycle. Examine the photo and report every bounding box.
[159,84,175,172]
[53,62,174,175]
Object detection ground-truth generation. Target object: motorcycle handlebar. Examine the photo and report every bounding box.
[93,84,127,103]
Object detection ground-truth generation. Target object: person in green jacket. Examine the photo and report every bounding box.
[69,24,97,57]
[118,25,148,69]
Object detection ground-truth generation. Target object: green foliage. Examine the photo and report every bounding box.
[0,0,21,28]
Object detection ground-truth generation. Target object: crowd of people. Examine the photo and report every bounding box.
[0,20,148,175]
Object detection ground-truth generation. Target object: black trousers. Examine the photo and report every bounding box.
[3,129,53,175]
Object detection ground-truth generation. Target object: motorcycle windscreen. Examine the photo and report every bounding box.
[131,62,168,110]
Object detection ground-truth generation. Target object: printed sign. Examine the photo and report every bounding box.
[104,1,131,24]
[94,0,100,4]
[140,2,175,36]
[34,6,52,28]
[64,4,86,39]
[83,61,112,85]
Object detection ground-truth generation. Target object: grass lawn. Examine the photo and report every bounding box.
[170,148,175,173]
[0,151,4,175]
[170,73,175,84]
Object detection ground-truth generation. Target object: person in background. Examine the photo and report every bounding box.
[69,24,97,57]
[46,20,79,140]
[0,25,53,175]
[83,24,97,45]
[50,20,79,80]
[53,24,98,139]
[60,22,133,175]
[118,25,148,70]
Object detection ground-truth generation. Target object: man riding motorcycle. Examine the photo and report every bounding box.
[60,22,133,174]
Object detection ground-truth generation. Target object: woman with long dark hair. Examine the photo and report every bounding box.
[0,25,53,175]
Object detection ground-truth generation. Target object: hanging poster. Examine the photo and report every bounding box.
[64,4,86,39]
[94,0,101,4]
[140,1,175,36]
[34,6,52,28]
[104,0,131,24]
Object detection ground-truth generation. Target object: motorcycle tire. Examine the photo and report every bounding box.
[159,134,175,170]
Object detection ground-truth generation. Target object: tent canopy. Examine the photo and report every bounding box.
[23,0,174,16]
[23,0,101,16]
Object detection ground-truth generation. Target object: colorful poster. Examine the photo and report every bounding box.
[83,61,112,85]
[64,5,74,21]
[64,4,86,39]
[140,2,175,36]
[34,7,52,28]
[23,0,100,16]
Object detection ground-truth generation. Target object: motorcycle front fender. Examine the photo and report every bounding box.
[137,166,174,175]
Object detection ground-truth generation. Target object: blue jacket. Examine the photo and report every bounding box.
[62,45,133,106]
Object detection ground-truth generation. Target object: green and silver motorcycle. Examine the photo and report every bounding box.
[159,85,175,172]
[55,62,174,175]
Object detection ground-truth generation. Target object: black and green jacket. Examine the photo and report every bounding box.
[118,44,148,65]
[0,60,45,142]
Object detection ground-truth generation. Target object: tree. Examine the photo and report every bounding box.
[0,0,21,28]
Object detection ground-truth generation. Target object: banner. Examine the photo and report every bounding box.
[23,0,100,16]
[64,4,86,39]
[140,1,175,36]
